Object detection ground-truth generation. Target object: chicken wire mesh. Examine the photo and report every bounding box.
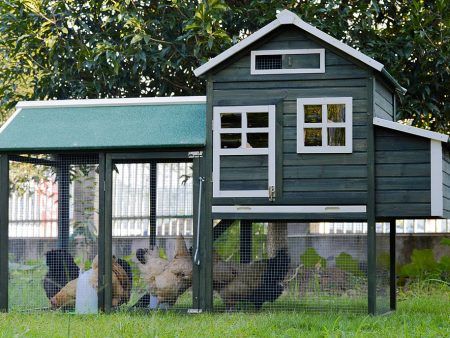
[376,226,391,314]
[112,161,193,311]
[8,154,99,312]
[212,220,369,312]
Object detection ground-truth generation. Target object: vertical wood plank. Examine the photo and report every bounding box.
[390,219,397,311]
[367,76,377,315]
[97,153,105,311]
[149,161,157,247]
[104,154,113,313]
[0,155,9,312]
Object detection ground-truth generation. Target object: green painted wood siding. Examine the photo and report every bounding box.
[443,146,450,218]
[374,80,394,121]
[211,26,371,206]
[220,155,268,191]
[375,127,431,217]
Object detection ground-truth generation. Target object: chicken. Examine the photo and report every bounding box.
[43,249,79,300]
[137,235,193,307]
[50,256,132,309]
[214,248,290,311]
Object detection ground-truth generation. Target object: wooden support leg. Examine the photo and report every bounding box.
[0,155,9,312]
[390,219,397,311]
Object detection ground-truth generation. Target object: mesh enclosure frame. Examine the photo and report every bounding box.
[0,150,397,314]
[5,153,101,312]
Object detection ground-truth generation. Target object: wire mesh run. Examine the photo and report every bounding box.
[376,228,391,314]
[112,161,193,311]
[212,220,368,312]
[8,154,99,312]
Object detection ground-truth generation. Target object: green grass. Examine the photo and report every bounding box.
[1,286,448,337]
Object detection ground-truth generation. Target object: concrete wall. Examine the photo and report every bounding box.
[8,234,448,266]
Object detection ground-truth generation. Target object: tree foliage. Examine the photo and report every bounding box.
[0,0,448,132]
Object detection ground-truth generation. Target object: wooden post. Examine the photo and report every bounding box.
[57,157,70,250]
[103,154,113,313]
[97,153,106,311]
[149,162,157,248]
[367,77,377,315]
[192,156,201,309]
[240,221,252,264]
[0,155,9,312]
[390,219,397,311]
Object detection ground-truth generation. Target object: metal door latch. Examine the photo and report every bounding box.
[269,186,276,202]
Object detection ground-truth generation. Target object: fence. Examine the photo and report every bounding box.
[9,162,193,238]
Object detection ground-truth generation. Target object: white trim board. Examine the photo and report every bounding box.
[194,9,384,77]
[373,117,449,142]
[212,205,367,214]
[430,140,443,217]
[15,96,207,109]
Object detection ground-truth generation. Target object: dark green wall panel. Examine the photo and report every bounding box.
[375,127,432,217]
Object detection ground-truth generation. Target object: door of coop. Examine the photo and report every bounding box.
[8,154,100,312]
[212,220,368,312]
[111,161,193,311]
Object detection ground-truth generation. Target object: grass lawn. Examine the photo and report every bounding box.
[0,286,448,338]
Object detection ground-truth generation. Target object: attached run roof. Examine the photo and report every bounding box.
[0,97,206,152]
[194,10,406,94]
[373,117,449,142]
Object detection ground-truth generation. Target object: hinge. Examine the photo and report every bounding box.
[268,185,276,202]
[188,151,203,158]
[211,119,214,131]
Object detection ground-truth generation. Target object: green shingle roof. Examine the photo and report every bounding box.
[0,100,206,152]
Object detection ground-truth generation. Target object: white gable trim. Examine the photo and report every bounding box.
[430,140,443,217]
[373,117,449,142]
[194,9,384,77]
[15,96,207,109]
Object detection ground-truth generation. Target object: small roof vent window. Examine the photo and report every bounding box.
[251,49,325,75]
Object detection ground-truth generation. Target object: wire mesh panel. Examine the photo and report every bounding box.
[212,220,368,312]
[376,223,391,314]
[111,161,193,311]
[8,154,99,312]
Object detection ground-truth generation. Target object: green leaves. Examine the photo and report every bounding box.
[0,0,447,134]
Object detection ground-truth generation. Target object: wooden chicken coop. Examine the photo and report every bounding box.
[0,10,449,315]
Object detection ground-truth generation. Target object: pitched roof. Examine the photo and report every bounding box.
[194,10,405,93]
[0,97,206,152]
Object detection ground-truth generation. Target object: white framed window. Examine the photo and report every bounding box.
[297,97,352,153]
[251,49,325,75]
[213,105,275,198]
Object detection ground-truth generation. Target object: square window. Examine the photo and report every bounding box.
[327,127,345,146]
[221,113,241,128]
[247,113,268,128]
[297,97,352,153]
[304,128,322,146]
[247,133,268,148]
[327,104,345,122]
[221,134,241,148]
[304,105,322,123]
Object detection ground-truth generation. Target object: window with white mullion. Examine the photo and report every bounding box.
[297,97,352,153]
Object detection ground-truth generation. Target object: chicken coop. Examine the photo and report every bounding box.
[0,9,449,316]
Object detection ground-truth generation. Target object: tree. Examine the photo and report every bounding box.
[0,0,448,133]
